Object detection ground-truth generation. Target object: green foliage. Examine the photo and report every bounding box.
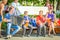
[56,13,60,18]
[2,0,58,30]
[7,0,54,6]
[2,22,7,30]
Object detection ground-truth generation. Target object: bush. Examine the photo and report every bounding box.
[56,13,60,18]
[2,22,7,30]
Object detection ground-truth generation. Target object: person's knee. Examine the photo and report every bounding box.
[16,25,21,31]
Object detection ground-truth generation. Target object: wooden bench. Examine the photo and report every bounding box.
[54,27,60,34]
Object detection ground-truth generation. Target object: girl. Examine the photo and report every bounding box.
[46,10,56,36]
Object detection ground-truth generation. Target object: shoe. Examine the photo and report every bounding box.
[0,35,3,38]
[22,35,25,37]
[43,35,46,37]
[7,35,12,38]
[54,33,56,36]
[28,35,30,37]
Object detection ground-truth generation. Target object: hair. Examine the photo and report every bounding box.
[24,11,28,14]
[39,10,43,13]
[2,0,7,1]
[2,0,7,2]
[5,6,14,13]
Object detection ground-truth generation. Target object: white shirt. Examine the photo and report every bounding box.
[11,2,21,16]
[11,2,20,8]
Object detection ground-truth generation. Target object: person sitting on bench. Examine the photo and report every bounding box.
[36,10,46,37]
[22,11,33,37]
[4,6,20,38]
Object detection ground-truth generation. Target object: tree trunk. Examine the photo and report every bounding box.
[56,0,60,10]
[54,0,57,12]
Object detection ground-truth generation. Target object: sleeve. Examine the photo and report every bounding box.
[11,2,16,8]
[36,16,39,21]
[18,2,20,6]
[36,16,41,24]
[4,14,8,19]
[24,16,27,20]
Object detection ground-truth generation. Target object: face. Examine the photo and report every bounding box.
[10,7,14,14]
[2,0,8,5]
[24,11,28,15]
[39,11,43,16]
[14,0,18,3]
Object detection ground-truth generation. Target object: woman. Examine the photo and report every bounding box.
[46,10,56,36]
[0,0,7,38]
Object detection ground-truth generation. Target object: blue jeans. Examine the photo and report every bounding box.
[0,15,2,22]
[7,23,20,35]
[37,23,46,36]
[22,24,33,36]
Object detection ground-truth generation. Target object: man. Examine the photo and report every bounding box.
[11,0,21,16]
[36,10,46,37]
[4,6,20,38]
[11,0,23,26]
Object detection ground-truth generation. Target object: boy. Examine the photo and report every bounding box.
[36,10,46,37]
[22,11,33,37]
[4,6,20,38]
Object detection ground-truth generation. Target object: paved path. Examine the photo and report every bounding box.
[0,35,60,40]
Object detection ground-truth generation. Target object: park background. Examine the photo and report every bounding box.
[0,0,60,30]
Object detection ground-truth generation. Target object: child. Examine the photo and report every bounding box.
[22,11,33,37]
[36,10,46,37]
[4,6,20,38]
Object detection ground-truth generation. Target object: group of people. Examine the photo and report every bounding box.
[22,9,56,37]
[0,0,21,38]
[0,0,58,39]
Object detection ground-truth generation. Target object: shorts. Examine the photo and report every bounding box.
[0,15,2,22]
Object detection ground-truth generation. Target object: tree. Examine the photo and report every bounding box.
[56,0,60,10]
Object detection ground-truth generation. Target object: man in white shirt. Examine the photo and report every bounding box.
[11,0,21,16]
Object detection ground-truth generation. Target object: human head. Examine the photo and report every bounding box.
[14,0,18,3]
[2,0,8,5]
[9,6,14,14]
[24,11,28,16]
[39,10,43,16]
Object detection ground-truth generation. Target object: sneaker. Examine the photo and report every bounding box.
[9,35,12,38]
[7,35,12,38]
[22,35,25,37]
[28,35,30,37]
[54,33,56,36]
[0,35,3,38]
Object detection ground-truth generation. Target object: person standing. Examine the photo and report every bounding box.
[11,0,21,16]
[0,0,7,38]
